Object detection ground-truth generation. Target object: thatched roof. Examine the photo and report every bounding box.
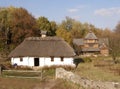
[8,37,75,57]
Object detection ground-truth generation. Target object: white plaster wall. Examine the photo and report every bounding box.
[54,58,62,65]
[39,57,45,67]
[11,58,19,65]
[11,57,75,67]
[44,57,52,66]
[42,57,63,66]
[11,57,34,66]
[28,57,34,66]
[63,58,74,65]
[21,57,29,66]
[40,57,74,66]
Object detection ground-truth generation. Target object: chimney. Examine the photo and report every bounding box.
[41,30,47,38]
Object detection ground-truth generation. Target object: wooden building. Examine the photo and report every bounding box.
[73,31,109,56]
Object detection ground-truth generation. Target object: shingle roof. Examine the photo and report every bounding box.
[82,47,100,52]
[85,31,98,39]
[73,38,109,46]
[73,39,84,45]
[8,37,75,57]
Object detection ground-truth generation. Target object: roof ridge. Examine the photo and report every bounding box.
[25,36,63,41]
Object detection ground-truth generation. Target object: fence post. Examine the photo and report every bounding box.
[0,66,1,75]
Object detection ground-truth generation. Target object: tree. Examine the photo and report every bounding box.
[36,16,51,35]
[56,28,72,44]
[0,8,12,53]
[109,22,120,63]
[10,7,37,43]
[36,17,57,36]
[0,7,37,52]
[109,33,120,63]
[114,21,120,34]
[49,21,57,36]
[60,16,73,31]
[71,21,85,38]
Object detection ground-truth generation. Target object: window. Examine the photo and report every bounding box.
[20,57,23,62]
[51,56,54,62]
[61,57,64,61]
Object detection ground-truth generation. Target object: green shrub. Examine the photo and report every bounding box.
[73,57,84,68]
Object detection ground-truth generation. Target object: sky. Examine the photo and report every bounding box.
[0,0,120,30]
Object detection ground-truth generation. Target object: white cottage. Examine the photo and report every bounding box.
[8,36,76,67]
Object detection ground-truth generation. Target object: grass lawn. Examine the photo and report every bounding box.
[2,70,42,77]
[74,62,120,82]
[0,68,84,89]
[0,77,84,89]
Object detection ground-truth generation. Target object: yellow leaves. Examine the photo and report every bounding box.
[56,28,72,45]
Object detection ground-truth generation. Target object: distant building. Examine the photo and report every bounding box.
[8,32,75,67]
[73,31,109,56]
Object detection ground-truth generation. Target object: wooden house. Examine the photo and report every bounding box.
[73,31,109,56]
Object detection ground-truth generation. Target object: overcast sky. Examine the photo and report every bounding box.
[0,0,120,30]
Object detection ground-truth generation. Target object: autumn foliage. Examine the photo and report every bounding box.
[0,6,120,61]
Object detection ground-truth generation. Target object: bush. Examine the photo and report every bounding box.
[73,57,84,68]
[41,65,75,71]
[0,61,13,70]
[15,66,33,70]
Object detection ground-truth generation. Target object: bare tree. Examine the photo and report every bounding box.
[109,33,120,63]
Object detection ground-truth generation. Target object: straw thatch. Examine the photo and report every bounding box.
[8,37,75,57]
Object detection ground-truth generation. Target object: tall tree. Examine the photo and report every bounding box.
[109,22,120,63]
[10,7,37,43]
[114,21,120,34]
[109,33,120,63]
[60,16,73,31]
[56,28,72,44]
[0,7,37,52]
[49,21,57,36]
[36,16,57,36]
[36,16,51,35]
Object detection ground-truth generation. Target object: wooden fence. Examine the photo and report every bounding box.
[0,66,1,75]
[2,70,43,79]
[1,69,55,80]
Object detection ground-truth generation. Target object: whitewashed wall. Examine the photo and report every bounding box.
[11,57,75,67]
[11,57,34,66]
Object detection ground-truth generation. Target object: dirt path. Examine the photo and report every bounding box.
[33,79,58,89]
